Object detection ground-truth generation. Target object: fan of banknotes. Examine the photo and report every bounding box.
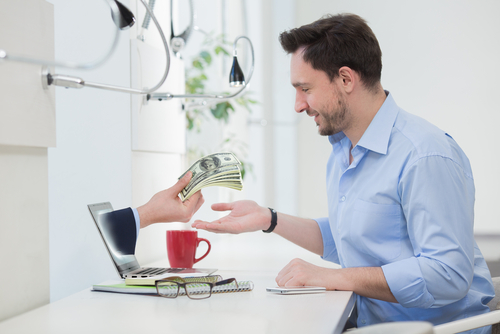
[178,152,243,201]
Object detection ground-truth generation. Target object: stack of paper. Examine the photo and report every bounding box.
[179,152,243,201]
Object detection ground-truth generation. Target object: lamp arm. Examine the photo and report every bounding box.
[148,35,254,101]
[46,0,171,95]
[0,0,121,70]
[135,0,170,93]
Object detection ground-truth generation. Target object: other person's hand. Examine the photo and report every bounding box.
[137,172,204,228]
[191,200,271,234]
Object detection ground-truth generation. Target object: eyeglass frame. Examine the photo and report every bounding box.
[154,276,239,300]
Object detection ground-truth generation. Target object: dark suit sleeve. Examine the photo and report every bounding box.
[99,208,137,255]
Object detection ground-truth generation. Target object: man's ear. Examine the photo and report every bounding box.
[338,66,355,93]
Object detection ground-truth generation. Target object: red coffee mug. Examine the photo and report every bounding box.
[166,230,211,268]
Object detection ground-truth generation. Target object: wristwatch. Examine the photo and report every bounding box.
[262,207,277,233]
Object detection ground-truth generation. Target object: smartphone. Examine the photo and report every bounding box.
[266,286,326,294]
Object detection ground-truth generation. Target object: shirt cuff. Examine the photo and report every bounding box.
[132,208,140,241]
[382,257,434,308]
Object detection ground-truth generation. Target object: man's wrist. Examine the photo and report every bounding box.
[136,205,150,228]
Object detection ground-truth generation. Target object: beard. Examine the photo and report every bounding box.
[308,95,350,136]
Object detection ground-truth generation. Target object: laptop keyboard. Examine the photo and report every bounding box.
[133,267,184,276]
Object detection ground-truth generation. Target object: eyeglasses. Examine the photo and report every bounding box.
[155,276,239,300]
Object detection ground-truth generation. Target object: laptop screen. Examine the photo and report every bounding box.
[88,202,140,275]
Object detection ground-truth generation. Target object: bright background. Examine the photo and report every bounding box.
[1,0,500,320]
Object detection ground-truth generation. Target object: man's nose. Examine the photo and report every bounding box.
[295,92,308,114]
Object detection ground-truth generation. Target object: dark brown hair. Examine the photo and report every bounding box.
[279,13,382,90]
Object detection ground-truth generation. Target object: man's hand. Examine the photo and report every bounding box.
[276,258,335,288]
[191,200,271,234]
[137,172,204,228]
[276,258,398,302]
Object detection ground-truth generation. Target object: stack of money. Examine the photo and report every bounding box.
[179,152,243,201]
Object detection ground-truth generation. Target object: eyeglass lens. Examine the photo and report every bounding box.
[156,281,212,299]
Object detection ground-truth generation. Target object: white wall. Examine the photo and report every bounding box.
[0,0,54,321]
[0,147,51,321]
[295,0,500,234]
[270,0,299,215]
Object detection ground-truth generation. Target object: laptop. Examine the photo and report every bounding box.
[87,202,217,281]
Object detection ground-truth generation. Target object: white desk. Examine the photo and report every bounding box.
[0,270,355,334]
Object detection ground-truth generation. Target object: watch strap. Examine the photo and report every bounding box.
[262,207,277,233]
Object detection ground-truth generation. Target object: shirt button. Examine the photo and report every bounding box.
[361,320,366,324]
[340,196,346,202]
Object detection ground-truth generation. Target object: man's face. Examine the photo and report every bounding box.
[290,49,351,136]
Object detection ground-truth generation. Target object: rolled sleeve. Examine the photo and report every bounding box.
[315,217,339,264]
[382,257,434,308]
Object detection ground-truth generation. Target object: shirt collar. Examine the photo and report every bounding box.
[329,91,400,155]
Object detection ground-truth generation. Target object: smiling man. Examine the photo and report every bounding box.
[192,13,494,332]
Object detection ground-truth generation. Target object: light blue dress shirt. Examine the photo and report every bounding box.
[315,92,494,332]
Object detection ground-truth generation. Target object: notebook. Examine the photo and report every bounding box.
[92,279,254,295]
[87,202,217,280]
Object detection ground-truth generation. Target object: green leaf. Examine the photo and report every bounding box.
[210,103,225,119]
[200,51,212,65]
[215,46,230,56]
[187,117,194,130]
[211,102,233,123]
[185,81,203,94]
[192,59,203,70]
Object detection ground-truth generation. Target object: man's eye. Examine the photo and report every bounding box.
[302,88,309,93]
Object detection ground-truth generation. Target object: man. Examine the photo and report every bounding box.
[192,13,494,331]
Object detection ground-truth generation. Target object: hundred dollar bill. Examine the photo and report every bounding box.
[179,152,243,201]
[179,152,241,180]
[189,173,243,193]
[197,175,242,187]
[182,164,241,195]
[181,165,242,201]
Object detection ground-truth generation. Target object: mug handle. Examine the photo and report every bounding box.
[194,238,211,264]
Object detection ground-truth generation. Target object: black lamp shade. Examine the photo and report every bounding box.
[111,0,136,30]
[229,56,245,87]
